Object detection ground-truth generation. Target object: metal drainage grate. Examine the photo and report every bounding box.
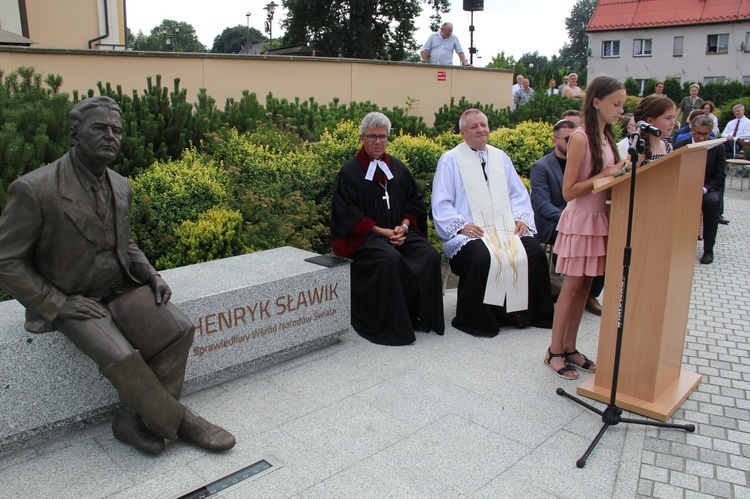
[176,455,283,498]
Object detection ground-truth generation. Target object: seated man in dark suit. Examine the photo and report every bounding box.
[0,97,235,454]
[673,114,727,265]
[530,119,604,314]
[672,109,707,143]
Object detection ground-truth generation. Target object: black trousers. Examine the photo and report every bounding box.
[350,231,445,346]
[702,189,722,252]
[449,237,554,337]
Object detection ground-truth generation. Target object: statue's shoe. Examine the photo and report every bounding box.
[112,414,165,454]
[177,409,236,452]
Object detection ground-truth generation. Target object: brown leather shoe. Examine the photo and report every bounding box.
[112,413,165,454]
[586,295,602,316]
[178,409,236,452]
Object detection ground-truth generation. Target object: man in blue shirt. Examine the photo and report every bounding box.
[421,22,469,66]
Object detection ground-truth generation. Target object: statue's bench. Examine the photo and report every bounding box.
[0,247,350,454]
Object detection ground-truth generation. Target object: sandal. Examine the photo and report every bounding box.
[544,349,578,380]
[564,349,596,372]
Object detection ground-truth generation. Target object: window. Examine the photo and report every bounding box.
[707,34,729,54]
[743,76,750,86]
[745,32,750,52]
[634,79,648,96]
[673,36,683,57]
[633,39,652,57]
[703,76,726,85]
[602,40,620,58]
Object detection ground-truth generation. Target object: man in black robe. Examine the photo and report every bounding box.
[330,112,445,345]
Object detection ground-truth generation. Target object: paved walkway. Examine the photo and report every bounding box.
[0,187,747,498]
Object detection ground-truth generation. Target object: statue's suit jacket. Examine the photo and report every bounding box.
[530,151,566,245]
[0,150,157,332]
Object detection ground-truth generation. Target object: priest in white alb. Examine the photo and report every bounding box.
[432,109,554,336]
[330,112,445,346]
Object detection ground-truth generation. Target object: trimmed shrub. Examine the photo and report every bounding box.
[130,148,230,266]
[239,184,328,254]
[0,67,71,211]
[158,207,246,269]
[432,131,464,152]
[624,77,641,97]
[309,120,362,174]
[388,133,445,197]
[662,77,682,103]
[488,121,553,178]
[433,96,509,134]
[512,93,582,125]
[623,95,641,114]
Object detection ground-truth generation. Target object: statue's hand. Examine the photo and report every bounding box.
[57,295,108,320]
[148,274,172,305]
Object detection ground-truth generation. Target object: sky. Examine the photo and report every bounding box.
[125,0,580,66]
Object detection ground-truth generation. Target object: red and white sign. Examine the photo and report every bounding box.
[437,71,447,81]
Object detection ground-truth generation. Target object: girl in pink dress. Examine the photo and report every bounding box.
[544,76,629,380]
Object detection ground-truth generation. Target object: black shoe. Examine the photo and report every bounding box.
[700,251,714,264]
[718,215,729,225]
[112,414,165,454]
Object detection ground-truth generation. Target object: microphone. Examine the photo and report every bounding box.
[636,121,662,137]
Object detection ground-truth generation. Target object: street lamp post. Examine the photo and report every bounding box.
[245,12,252,54]
[263,1,278,45]
[160,23,179,51]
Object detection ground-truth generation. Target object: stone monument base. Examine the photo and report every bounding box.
[0,247,350,454]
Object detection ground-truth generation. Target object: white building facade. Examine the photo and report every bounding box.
[588,22,750,93]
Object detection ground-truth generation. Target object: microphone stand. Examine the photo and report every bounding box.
[556,127,695,468]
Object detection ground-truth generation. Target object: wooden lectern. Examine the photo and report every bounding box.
[577,138,724,421]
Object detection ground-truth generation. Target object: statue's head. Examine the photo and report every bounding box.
[69,96,123,168]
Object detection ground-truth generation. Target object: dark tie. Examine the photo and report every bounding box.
[733,119,740,137]
[93,178,109,221]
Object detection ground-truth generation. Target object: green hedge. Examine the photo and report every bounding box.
[8,65,713,275]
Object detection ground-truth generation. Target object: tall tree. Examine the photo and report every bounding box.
[558,0,596,74]
[280,0,449,60]
[211,25,266,54]
[131,19,207,53]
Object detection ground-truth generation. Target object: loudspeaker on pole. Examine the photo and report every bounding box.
[463,0,483,12]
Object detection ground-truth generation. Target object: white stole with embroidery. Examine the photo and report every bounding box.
[455,143,529,311]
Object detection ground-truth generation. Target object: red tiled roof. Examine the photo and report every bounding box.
[588,0,750,32]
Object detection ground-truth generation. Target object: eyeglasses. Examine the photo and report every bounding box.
[364,134,388,143]
[692,131,711,138]
[553,135,571,143]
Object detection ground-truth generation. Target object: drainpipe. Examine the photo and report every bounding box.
[88,0,110,49]
[123,0,128,49]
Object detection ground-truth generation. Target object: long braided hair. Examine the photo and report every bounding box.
[583,76,624,176]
